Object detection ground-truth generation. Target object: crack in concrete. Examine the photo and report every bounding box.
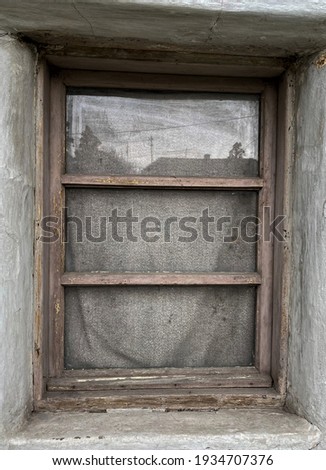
[206,0,224,43]
[72,1,95,37]
[5,229,19,243]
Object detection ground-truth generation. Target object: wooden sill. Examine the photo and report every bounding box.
[41,367,280,412]
[37,388,283,412]
[48,366,271,391]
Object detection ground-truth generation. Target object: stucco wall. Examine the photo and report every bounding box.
[2,0,326,57]
[286,53,326,449]
[0,36,36,437]
[0,21,326,448]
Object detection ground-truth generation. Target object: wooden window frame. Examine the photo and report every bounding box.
[34,63,291,411]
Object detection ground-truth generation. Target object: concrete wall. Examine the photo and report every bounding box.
[2,1,326,57]
[0,12,326,448]
[286,53,326,449]
[0,36,36,437]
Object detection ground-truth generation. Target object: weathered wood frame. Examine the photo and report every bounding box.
[34,64,289,411]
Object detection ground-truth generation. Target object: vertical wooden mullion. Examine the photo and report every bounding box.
[255,83,277,374]
[48,73,66,377]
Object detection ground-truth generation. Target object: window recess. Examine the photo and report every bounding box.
[35,69,282,411]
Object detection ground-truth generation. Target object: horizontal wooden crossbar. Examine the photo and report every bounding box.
[61,175,264,190]
[61,272,261,286]
[61,70,266,93]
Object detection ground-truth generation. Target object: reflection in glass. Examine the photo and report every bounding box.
[66,89,259,177]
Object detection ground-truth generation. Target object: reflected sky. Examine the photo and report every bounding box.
[67,89,259,173]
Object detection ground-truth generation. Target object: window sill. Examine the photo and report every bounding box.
[3,409,321,450]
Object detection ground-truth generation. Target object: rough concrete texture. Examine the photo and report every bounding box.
[0,37,36,437]
[286,53,326,450]
[2,1,326,56]
[4,409,321,450]
[1,4,326,450]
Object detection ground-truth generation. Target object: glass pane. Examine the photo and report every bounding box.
[65,189,257,273]
[65,286,256,369]
[66,89,259,177]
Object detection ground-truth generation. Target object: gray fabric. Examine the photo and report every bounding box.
[64,286,256,369]
[66,90,259,177]
[65,189,257,273]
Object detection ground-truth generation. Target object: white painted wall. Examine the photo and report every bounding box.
[0,36,36,437]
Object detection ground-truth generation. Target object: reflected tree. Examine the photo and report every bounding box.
[75,126,136,174]
[228,142,245,159]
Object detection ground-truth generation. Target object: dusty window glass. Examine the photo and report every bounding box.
[66,89,259,177]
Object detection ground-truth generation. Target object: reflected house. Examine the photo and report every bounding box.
[71,129,258,177]
[142,143,258,177]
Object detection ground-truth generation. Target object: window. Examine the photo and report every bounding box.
[35,68,284,411]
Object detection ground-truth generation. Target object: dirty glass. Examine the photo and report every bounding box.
[66,89,259,177]
[65,286,256,369]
